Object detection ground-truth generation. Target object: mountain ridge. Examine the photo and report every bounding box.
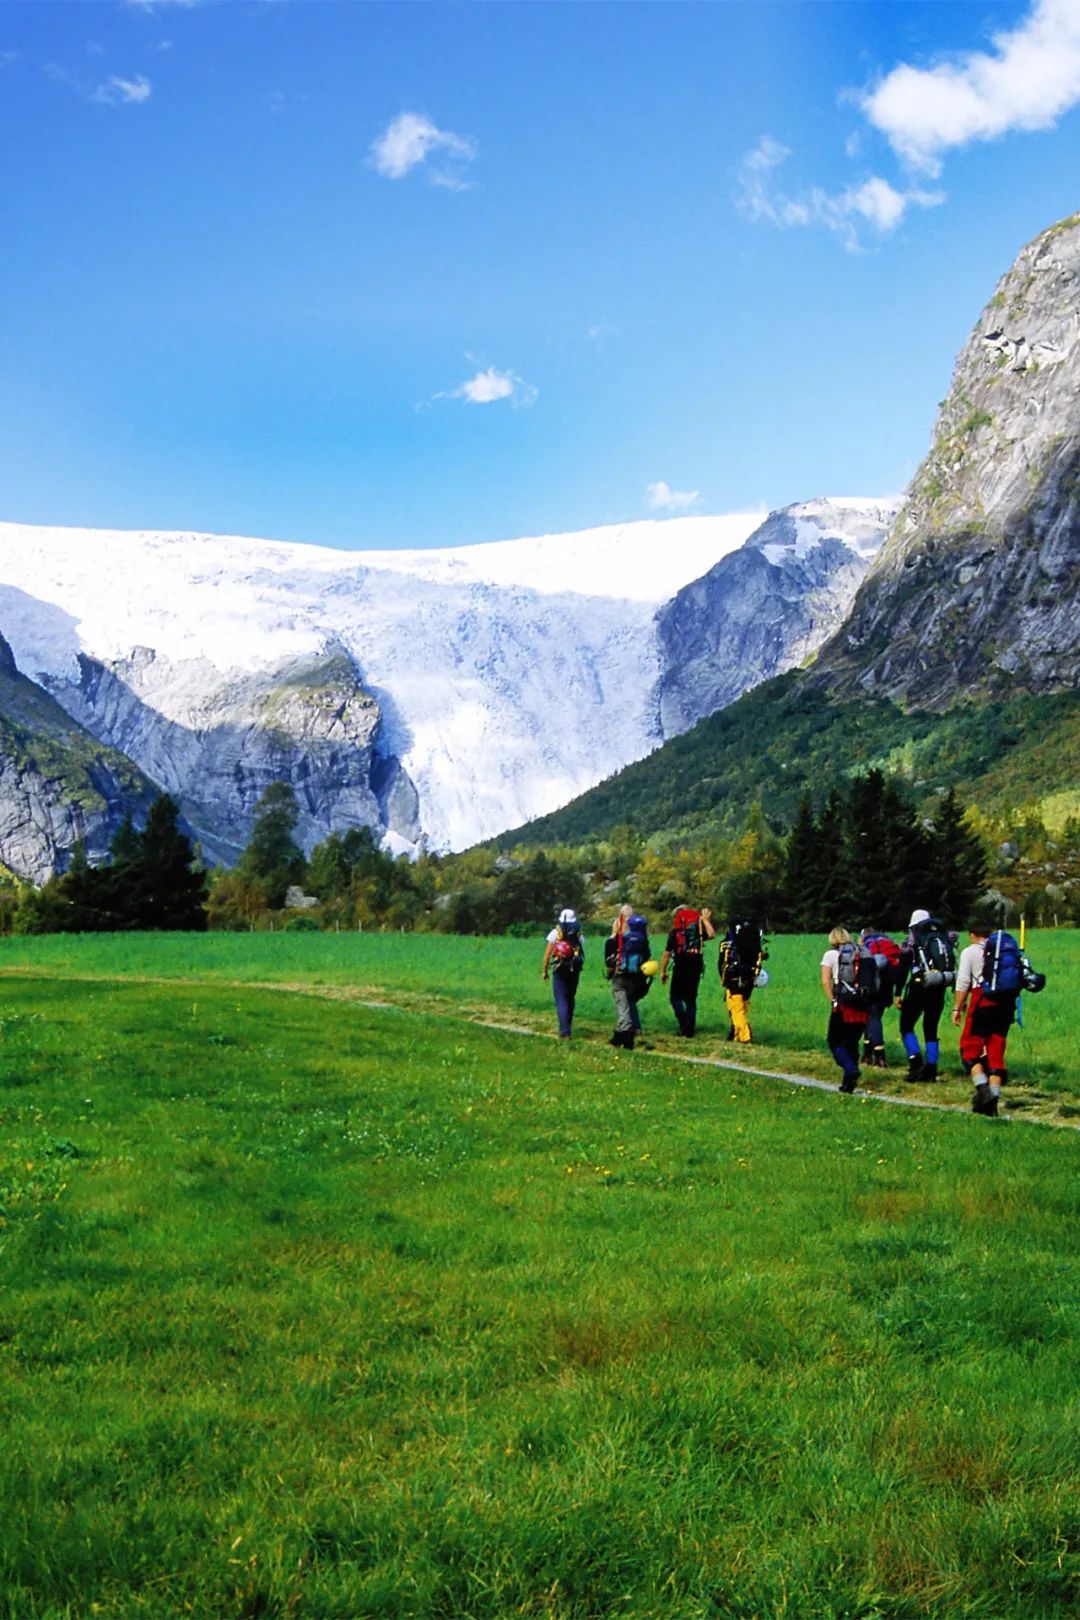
[0,497,890,876]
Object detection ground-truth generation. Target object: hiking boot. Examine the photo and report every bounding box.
[839,1072,859,1094]
[861,1042,873,1065]
[985,1090,1000,1117]
[906,1055,925,1083]
[872,1047,888,1069]
[920,1061,938,1084]
[609,1031,627,1048]
[972,1085,991,1114]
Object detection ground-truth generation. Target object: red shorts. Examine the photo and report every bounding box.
[960,989,1014,1075]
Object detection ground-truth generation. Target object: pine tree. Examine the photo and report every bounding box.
[921,787,988,924]
[781,795,821,931]
[238,783,306,908]
[131,795,208,930]
[816,787,858,930]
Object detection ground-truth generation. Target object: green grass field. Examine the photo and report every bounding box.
[2,934,1078,1618]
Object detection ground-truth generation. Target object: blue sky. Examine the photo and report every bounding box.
[2,0,1079,550]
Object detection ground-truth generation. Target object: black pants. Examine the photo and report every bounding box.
[669,959,704,1035]
[899,983,946,1044]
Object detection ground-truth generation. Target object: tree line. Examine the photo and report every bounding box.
[3,768,1008,937]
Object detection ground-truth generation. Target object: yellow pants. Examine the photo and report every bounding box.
[726,990,753,1043]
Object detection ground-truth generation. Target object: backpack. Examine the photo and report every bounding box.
[720,919,765,994]
[980,931,1024,994]
[835,941,881,1008]
[553,921,584,977]
[619,914,650,975]
[862,932,901,986]
[672,907,703,955]
[911,920,956,988]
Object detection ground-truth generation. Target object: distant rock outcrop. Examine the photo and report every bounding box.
[656,498,896,735]
[50,644,420,867]
[816,212,1080,703]
[0,633,157,882]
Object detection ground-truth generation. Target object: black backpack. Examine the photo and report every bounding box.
[835,941,881,1008]
[911,920,956,988]
[720,919,765,993]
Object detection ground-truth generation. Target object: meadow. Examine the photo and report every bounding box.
[1,933,1078,1618]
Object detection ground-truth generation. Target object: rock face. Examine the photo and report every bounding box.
[817,213,1080,703]
[53,644,419,867]
[0,633,157,882]
[656,498,897,735]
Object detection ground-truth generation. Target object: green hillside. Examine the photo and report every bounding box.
[493,674,1080,849]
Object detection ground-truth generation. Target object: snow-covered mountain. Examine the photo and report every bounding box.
[657,497,899,734]
[0,499,894,874]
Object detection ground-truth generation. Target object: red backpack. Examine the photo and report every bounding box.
[672,908,702,954]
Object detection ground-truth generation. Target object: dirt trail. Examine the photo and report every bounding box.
[4,963,1075,1132]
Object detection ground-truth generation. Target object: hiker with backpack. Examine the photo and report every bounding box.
[821,925,877,1093]
[859,926,902,1068]
[717,917,766,1044]
[605,904,653,1050]
[896,909,957,1083]
[542,907,585,1039]
[660,905,715,1037]
[953,919,1046,1116]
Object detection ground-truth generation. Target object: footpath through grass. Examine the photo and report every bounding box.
[1,929,1076,1121]
[1,955,1079,1618]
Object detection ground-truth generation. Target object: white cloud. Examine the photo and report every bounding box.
[862,0,1080,175]
[736,137,942,250]
[92,74,152,106]
[458,367,516,404]
[421,363,538,411]
[370,112,476,188]
[646,481,700,513]
[125,1,198,11]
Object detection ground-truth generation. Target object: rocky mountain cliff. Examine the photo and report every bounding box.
[816,212,1080,703]
[0,633,157,882]
[656,498,897,735]
[0,501,889,877]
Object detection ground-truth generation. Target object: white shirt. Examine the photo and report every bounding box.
[821,948,840,982]
[546,927,559,945]
[956,940,985,996]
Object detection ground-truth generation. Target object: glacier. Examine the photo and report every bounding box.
[0,498,896,867]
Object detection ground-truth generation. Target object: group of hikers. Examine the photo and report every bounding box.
[541,904,1046,1116]
[541,904,767,1049]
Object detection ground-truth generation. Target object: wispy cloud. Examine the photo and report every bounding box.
[370,112,476,189]
[124,1,199,11]
[646,480,700,514]
[92,73,152,106]
[47,62,154,106]
[738,0,1079,250]
[736,137,942,250]
[861,0,1080,176]
[421,362,538,411]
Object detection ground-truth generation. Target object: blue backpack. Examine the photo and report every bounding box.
[981,931,1023,994]
[620,914,650,974]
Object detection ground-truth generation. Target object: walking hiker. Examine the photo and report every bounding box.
[717,917,766,1044]
[605,905,653,1050]
[660,905,715,1037]
[897,908,956,1083]
[542,907,585,1039]
[953,919,1046,1116]
[821,925,877,1093]
[859,926,902,1068]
